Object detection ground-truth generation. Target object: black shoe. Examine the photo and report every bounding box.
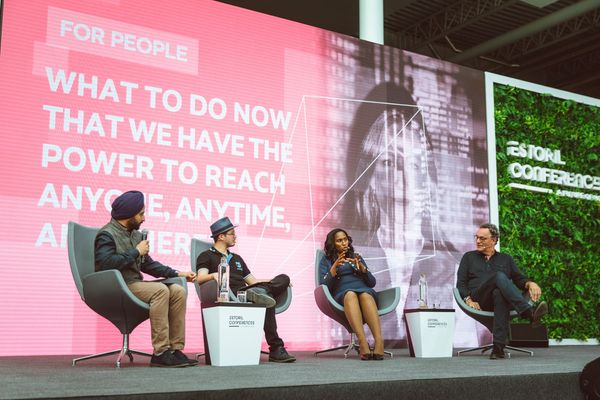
[247,288,276,308]
[150,351,189,367]
[530,301,548,328]
[268,347,296,363]
[171,349,198,366]
[489,344,506,360]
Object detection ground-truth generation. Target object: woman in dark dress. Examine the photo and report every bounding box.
[319,228,384,360]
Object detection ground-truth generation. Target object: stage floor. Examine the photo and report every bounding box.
[1,346,597,400]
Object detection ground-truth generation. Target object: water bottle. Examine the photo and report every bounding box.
[418,273,428,309]
[217,255,230,302]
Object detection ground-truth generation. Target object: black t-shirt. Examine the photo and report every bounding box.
[196,247,252,293]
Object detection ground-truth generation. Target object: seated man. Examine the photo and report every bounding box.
[196,216,296,363]
[457,223,548,360]
[95,190,197,367]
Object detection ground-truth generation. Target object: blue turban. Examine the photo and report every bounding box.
[111,191,144,220]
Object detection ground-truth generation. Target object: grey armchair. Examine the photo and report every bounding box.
[313,249,400,358]
[453,287,533,357]
[68,221,185,368]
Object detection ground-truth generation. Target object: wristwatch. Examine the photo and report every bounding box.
[464,296,471,302]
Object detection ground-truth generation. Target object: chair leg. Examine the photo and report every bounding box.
[457,343,533,357]
[342,338,360,359]
[72,334,152,368]
[314,333,360,358]
[505,345,534,356]
[456,343,494,356]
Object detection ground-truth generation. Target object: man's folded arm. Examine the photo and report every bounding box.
[94,232,138,271]
[141,255,179,278]
[456,255,470,299]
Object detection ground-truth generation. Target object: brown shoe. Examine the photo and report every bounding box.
[530,301,548,328]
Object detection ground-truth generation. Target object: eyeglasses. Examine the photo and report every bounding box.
[474,235,491,241]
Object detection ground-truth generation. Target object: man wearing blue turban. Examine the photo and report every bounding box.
[95,190,197,367]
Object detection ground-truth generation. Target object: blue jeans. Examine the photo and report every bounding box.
[472,272,531,345]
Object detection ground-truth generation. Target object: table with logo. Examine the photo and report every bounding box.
[404,308,455,358]
[202,302,266,366]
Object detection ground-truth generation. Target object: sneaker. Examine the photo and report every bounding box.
[530,301,548,328]
[268,347,296,363]
[489,343,506,360]
[171,349,198,366]
[150,351,189,368]
[247,288,276,308]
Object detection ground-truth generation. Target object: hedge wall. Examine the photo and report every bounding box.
[494,83,600,340]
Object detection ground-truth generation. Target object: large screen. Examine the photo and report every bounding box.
[0,0,488,355]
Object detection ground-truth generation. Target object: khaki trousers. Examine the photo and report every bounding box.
[127,281,186,354]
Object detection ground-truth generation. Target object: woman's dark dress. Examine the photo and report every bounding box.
[318,255,378,305]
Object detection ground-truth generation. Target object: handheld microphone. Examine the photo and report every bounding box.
[140,229,148,263]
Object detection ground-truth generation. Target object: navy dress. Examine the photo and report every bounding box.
[319,255,378,305]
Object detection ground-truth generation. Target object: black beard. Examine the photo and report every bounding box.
[126,218,141,231]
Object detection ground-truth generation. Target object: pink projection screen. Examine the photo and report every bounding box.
[0,0,490,355]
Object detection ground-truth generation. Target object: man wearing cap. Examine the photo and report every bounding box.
[95,190,197,368]
[196,216,296,363]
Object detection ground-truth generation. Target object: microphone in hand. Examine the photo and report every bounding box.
[140,229,149,263]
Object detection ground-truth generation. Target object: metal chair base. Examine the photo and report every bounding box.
[314,341,358,358]
[72,334,152,368]
[457,343,533,358]
[314,334,393,359]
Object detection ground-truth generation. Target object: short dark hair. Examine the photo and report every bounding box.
[479,223,499,240]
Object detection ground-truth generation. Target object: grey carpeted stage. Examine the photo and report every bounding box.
[1,346,597,400]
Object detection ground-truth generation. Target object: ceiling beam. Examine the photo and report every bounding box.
[393,0,517,51]
[491,8,600,60]
[450,0,600,63]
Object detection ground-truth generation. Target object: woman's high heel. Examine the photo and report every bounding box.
[360,352,373,361]
[372,353,384,360]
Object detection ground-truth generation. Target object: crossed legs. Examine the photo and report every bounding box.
[472,272,531,346]
[343,291,383,355]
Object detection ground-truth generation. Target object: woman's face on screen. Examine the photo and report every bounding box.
[363,109,429,251]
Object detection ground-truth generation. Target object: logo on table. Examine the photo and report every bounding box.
[427,318,448,328]
[229,315,255,327]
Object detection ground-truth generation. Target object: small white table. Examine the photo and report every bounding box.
[203,302,266,366]
[404,309,455,358]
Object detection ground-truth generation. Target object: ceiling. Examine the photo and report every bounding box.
[217,0,600,99]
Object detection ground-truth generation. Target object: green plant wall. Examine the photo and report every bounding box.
[494,83,600,340]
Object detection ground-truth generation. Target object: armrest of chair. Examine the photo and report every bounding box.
[274,287,292,314]
[376,287,401,316]
[82,270,150,333]
[314,284,344,313]
[198,280,218,305]
[453,287,521,318]
[314,284,352,333]
[83,270,149,311]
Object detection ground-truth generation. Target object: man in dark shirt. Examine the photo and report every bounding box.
[457,223,548,359]
[95,190,197,367]
[196,216,296,363]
